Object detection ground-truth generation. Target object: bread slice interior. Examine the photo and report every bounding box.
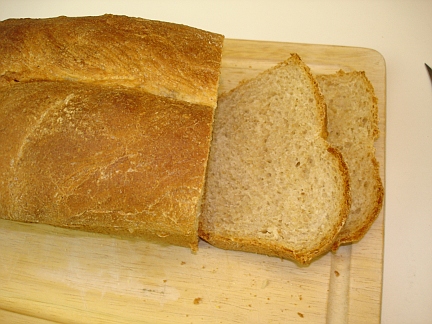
[316,70,384,249]
[199,54,351,265]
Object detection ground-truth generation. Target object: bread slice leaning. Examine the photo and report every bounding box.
[199,54,351,265]
[316,70,384,250]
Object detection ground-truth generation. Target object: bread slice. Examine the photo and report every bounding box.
[0,81,214,251]
[0,14,224,108]
[316,70,384,249]
[199,54,351,265]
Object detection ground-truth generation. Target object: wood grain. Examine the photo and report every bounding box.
[0,38,386,323]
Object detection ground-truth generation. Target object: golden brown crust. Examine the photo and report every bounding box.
[0,14,224,108]
[0,15,224,250]
[0,81,215,250]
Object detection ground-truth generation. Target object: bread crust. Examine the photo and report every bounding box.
[0,81,214,250]
[0,14,224,108]
[0,15,224,250]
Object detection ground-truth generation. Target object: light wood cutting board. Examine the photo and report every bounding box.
[0,39,386,324]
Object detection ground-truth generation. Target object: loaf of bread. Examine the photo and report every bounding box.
[0,81,214,250]
[316,70,384,249]
[0,14,224,108]
[0,15,224,251]
[199,54,351,265]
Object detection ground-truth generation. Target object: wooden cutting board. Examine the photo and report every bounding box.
[0,39,386,324]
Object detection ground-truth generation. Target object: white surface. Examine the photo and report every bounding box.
[1,1,431,323]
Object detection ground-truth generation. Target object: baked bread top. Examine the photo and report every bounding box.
[0,14,224,108]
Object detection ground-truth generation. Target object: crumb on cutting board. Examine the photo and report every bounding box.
[193,297,202,305]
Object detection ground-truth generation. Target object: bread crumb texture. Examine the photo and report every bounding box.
[316,71,384,248]
[200,54,351,264]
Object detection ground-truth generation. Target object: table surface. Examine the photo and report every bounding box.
[1,1,431,324]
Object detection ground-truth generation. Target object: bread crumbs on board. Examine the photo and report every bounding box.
[193,297,202,305]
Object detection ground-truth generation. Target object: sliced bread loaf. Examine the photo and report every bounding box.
[316,70,384,249]
[0,81,214,251]
[199,54,351,265]
[0,15,224,251]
